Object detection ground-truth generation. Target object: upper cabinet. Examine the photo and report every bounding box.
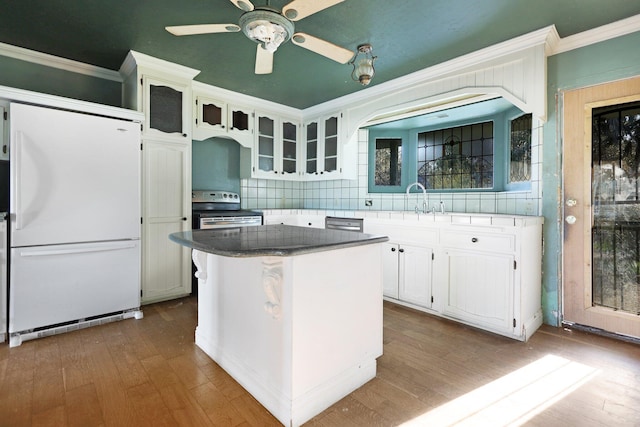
[303,113,343,180]
[193,95,254,147]
[252,112,300,179]
[119,50,200,143]
[144,76,191,140]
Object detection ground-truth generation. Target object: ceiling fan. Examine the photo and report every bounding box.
[166,0,354,75]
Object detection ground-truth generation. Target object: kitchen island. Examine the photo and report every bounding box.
[170,225,388,427]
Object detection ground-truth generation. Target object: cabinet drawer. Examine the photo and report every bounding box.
[442,230,515,253]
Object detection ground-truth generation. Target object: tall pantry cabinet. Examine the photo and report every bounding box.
[120,51,199,304]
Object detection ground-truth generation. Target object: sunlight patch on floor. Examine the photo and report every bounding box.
[399,354,600,427]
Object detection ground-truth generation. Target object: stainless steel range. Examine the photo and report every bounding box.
[192,190,262,229]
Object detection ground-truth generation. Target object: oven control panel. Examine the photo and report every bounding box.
[192,190,240,203]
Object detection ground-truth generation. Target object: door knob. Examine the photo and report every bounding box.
[565,215,577,224]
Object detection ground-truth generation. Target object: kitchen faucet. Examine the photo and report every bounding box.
[406,182,427,214]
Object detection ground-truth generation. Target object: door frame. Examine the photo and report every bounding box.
[562,76,640,338]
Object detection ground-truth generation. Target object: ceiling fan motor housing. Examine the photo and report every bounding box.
[239,8,295,52]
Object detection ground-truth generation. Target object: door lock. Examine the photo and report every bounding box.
[565,198,577,207]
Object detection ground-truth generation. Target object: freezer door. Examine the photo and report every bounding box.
[9,240,140,333]
[10,103,141,247]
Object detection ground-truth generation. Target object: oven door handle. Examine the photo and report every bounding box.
[201,217,262,227]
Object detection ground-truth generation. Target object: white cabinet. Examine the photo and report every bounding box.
[120,51,199,143]
[193,95,253,147]
[443,248,514,333]
[303,113,342,180]
[120,50,198,304]
[252,112,301,179]
[141,141,192,303]
[399,244,433,308]
[143,76,191,141]
[368,214,543,341]
[439,221,543,341]
[381,242,433,308]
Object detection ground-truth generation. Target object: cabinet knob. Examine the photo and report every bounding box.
[399,248,404,253]
[391,247,396,252]
[182,133,187,137]
[471,237,478,243]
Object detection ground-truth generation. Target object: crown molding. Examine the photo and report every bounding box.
[552,14,640,55]
[0,42,122,82]
[119,50,200,81]
[192,80,301,119]
[0,84,143,121]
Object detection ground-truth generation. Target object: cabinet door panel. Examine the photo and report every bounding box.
[144,76,189,139]
[202,101,224,128]
[382,243,399,298]
[143,141,191,303]
[444,249,513,332]
[398,244,433,307]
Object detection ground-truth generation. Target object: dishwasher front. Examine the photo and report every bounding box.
[325,216,364,232]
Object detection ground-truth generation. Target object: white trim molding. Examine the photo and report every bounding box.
[0,42,122,82]
[551,14,640,55]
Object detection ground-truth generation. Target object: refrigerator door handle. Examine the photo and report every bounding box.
[18,241,138,257]
[12,130,23,230]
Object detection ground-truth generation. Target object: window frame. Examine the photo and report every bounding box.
[504,107,532,192]
[367,129,411,193]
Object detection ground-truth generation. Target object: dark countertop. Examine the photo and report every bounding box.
[169,224,389,257]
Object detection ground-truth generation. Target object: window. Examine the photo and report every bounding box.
[509,113,532,183]
[417,121,494,190]
[375,138,402,186]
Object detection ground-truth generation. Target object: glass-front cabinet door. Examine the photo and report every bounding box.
[144,76,190,140]
[303,113,342,180]
[281,120,299,176]
[306,121,318,175]
[256,113,275,174]
[323,115,339,173]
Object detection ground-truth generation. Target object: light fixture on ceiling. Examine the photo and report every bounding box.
[239,8,295,53]
[350,43,376,86]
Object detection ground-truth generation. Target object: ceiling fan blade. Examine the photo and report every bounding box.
[255,44,273,74]
[230,0,254,12]
[291,32,354,64]
[166,23,240,36]
[282,0,344,21]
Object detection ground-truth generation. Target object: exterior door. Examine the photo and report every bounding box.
[562,76,640,338]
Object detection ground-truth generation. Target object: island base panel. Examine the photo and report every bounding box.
[193,244,384,427]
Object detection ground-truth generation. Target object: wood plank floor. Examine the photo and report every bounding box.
[1,296,639,426]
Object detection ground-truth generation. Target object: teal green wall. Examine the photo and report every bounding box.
[192,138,241,193]
[542,31,640,326]
[0,55,121,106]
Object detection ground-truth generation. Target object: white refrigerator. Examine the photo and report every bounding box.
[8,103,142,346]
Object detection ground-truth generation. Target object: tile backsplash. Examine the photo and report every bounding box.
[241,126,543,216]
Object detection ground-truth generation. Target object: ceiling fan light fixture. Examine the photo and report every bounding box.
[239,9,294,53]
[350,43,377,86]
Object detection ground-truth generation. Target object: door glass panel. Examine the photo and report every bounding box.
[231,109,249,131]
[149,84,183,134]
[592,101,640,315]
[258,116,275,172]
[306,122,318,173]
[202,103,222,127]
